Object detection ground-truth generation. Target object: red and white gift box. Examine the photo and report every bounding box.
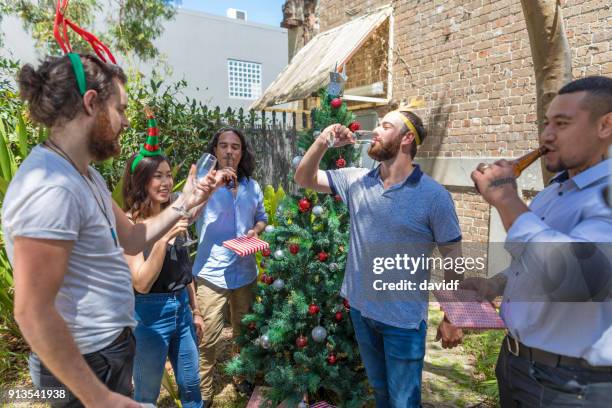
[223,236,270,257]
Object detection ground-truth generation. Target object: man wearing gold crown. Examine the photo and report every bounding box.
[295,103,464,408]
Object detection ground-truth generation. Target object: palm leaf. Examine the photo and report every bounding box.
[0,119,13,180]
[16,115,28,158]
[0,176,8,198]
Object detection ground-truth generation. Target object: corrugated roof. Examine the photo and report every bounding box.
[250,5,392,110]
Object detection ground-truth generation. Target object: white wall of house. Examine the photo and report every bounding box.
[0,8,288,111]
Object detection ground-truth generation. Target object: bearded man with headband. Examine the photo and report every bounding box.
[295,106,464,407]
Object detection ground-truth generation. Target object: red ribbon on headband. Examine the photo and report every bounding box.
[53,0,116,63]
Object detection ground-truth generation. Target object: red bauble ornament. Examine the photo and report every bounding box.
[336,157,346,168]
[349,121,361,132]
[334,195,342,203]
[343,298,350,310]
[308,303,320,315]
[264,275,275,285]
[335,311,344,322]
[330,98,343,108]
[260,273,268,283]
[248,322,257,331]
[262,248,271,257]
[298,198,311,213]
[327,353,337,365]
[318,251,329,262]
[288,243,300,255]
[296,335,308,348]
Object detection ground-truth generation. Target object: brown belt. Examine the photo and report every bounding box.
[505,335,612,373]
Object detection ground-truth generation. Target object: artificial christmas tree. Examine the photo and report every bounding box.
[226,81,368,406]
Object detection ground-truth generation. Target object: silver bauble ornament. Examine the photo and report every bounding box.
[260,334,270,349]
[329,262,338,271]
[265,225,275,234]
[274,249,284,259]
[272,278,285,291]
[311,326,327,342]
[312,205,323,216]
[292,155,303,169]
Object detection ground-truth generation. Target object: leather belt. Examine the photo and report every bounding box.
[109,327,132,347]
[505,334,612,373]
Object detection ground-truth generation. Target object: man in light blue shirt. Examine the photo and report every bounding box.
[193,127,267,406]
[295,109,464,408]
[463,76,612,407]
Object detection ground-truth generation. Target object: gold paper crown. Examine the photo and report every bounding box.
[398,96,425,111]
[394,97,425,145]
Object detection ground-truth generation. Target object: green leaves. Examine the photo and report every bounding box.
[264,184,286,226]
[2,0,175,61]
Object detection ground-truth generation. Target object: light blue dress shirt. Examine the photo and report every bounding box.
[192,177,268,289]
[501,159,612,366]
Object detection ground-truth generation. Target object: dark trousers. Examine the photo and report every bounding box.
[496,341,612,408]
[29,328,135,408]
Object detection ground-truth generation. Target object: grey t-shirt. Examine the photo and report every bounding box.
[2,146,136,354]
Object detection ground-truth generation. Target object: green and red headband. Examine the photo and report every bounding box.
[54,0,117,95]
[131,107,164,173]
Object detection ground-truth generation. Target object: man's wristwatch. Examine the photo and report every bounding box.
[171,204,191,218]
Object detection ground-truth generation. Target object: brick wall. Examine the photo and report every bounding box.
[344,20,389,92]
[319,0,611,157]
[450,188,491,243]
[315,0,611,241]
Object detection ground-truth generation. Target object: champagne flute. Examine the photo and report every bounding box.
[314,129,375,147]
[352,130,376,146]
[195,153,218,183]
[180,153,217,247]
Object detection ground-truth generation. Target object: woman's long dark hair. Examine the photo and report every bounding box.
[122,154,172,221]
[206,127,255,181]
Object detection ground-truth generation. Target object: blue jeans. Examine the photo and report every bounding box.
[133,289,202,408]
[350,308,426,408]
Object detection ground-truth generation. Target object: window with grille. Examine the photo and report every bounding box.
[228,59,262,100]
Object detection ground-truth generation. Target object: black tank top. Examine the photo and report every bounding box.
[136,235,193,294]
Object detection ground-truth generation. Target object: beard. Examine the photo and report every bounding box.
[544,151,570,173]
[367,136,402,162]
[546,161,568,173]
[88,108,121,162]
